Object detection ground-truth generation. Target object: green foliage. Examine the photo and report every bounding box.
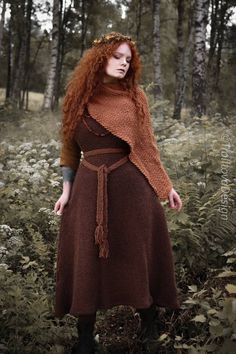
[0,129,78,353]
[173,249,236,353]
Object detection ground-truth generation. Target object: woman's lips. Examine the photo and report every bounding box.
[117,69,125,73]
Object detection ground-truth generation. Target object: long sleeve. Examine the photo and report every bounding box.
[60,134,82,172]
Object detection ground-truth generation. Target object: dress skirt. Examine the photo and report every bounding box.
[54,112,180,317]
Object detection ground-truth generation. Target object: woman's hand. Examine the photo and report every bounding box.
[168,187,182,211]
[54,193,70,215]
[54,180,73,215]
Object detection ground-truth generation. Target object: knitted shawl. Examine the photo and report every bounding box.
[87,82,173,201]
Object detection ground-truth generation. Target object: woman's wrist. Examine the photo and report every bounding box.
[62,180,72,195]
[61,166,76,182]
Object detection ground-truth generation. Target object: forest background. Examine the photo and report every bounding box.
[0,0,236,353]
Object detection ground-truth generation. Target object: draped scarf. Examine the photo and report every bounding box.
[86,82,173,202]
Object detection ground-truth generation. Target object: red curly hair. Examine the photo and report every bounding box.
[61,32,144,140]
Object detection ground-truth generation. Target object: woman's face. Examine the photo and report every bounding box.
[103,42,132,82]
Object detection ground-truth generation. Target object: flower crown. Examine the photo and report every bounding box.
[92,32,136,46]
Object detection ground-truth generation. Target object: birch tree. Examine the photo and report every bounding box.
[42,0,61,110]
[173,0,194,120]
[0,0,6,60]
[191,0,209,117]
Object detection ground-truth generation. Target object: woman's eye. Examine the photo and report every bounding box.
[113,55,131,63]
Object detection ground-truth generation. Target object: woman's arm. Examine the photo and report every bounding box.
[54,133,82,215]
[54,166,76,215]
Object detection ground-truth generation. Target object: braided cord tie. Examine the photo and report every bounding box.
[81,150,128,258]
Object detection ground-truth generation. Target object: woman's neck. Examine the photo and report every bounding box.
[102,74,121,84]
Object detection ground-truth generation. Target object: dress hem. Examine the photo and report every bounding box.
[54,299,181,318]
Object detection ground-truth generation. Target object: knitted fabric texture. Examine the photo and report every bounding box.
[60,82,173,201]
[86,83,173,201]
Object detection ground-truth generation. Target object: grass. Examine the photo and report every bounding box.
[0,88,45,112]
[0,89,62,144]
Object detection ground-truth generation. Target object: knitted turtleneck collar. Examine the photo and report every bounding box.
[87,82,173,201]
[99,81,126,94]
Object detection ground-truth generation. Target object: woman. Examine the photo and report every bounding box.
[54,32,182,354]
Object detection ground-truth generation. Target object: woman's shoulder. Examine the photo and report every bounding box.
[135,85,148,103]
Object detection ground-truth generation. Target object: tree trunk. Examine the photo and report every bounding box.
[214,0,229,91]
[6,15,13,100]
[136,0,142,43]
[80,0,86,57]
[207,0,232,101]
[24,32,46,108]
[191,0,209,117]
[21,0,32,110]
[53,0,63,109]
[208,0,219,68]
[42,0,60,111]
[173,0,185,120]
[153,0,163,123]
[8,0,26,107]
[0,0,6,59]
[173,0,194,120]
[11,0,33,110]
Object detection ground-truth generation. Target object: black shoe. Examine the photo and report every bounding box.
[136,303,159,342]
[72,320,96,354]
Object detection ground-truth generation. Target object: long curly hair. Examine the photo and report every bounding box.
[61,32,144,140]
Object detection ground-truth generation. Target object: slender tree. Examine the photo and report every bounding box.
[153,0,163,122]
[3,0,32,108]
[191,0,209,117]
[21,0,32,109]
[136,0,143,43]
[213,0,233,91]
[208,0,219,68]
[0,0,6,60]
[5,10,12,100]
[42,0,61,110]
[207,0,233,100]
[173,0,194,120]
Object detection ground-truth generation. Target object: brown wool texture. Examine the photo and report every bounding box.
[60,82,173,202]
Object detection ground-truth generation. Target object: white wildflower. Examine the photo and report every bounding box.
[0,225,12,235]
[0,263,9,270]
[0,246,9,257]
[49,139,60,149]
[7,236,23,248]
[50,180,60,187]
[51,173,59,177]
[29,159,36,163]
[52,158,60,167]
[39,207,48,212]
[197,182,206,188]
[8,145,16,153]
[6,161,15,168]
[19,142,33,151]
[29,172,44,184]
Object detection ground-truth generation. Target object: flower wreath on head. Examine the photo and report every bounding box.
[92,32,136,46]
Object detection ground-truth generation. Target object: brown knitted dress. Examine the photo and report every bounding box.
[54,111,180,317]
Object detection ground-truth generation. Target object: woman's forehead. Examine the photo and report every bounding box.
[114,43,132,56]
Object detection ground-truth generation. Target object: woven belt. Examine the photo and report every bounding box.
[81,148,129,259]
